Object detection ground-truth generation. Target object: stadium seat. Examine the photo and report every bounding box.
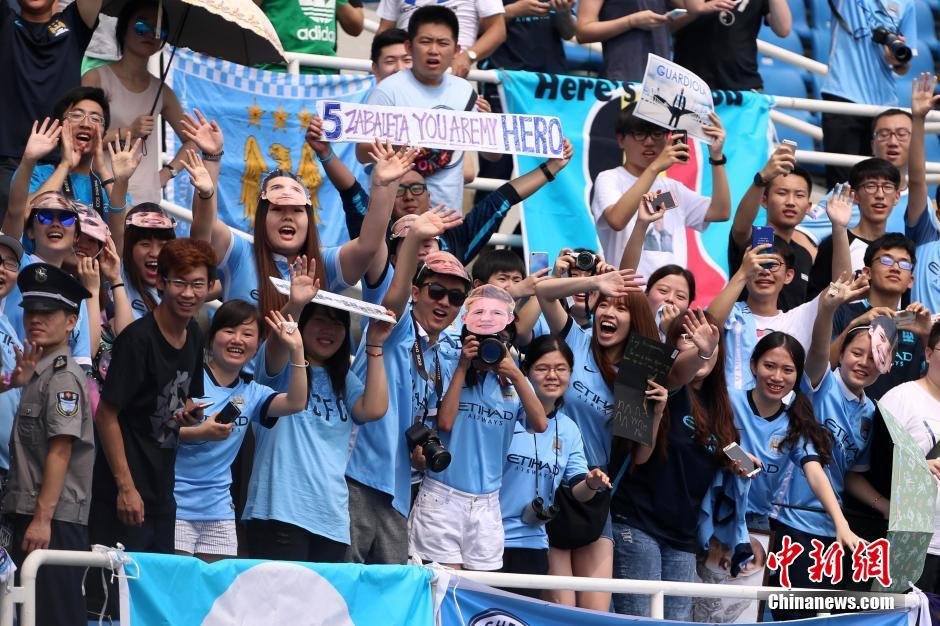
[789,0,812,42]
[762,65,810,99]
[758,24,805,55]
[895,41,935,107]
[807,0,832,30]
[563,40,603,73]
[913,0,940,61]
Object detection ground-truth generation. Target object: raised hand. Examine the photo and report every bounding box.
[825,182,855,229]
[288,255,320,307]
[304,116,332,158]
[651,139,689,173]
[638,189,668,224]
[545,138,574,172]
[365,309,398,345]
[553,248,574,277]
[911,72,940,119]
[8,342,43,389]
[370,139,418,186]
[703,111,726,155]
[408,205,463,241]
[264,310,304,352]
[682,307,719,359]
[645,379,668,420]
[59,119,81,170]
[22,118,61,164]
[180,149,213,195]
[739,244,776,279]
[759,145,797,182]
[98,236,123,284]
[595,268,646,296]
[180,108,224,154]
[76,257,100,294]
[108,131,143,182]
[820,272,866,311]
[507,267,550,299]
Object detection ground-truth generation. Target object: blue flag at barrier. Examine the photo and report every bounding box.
[166,50,375,247]
[440,577,914,626]
[498,71,772,303]
[120,553,434,625]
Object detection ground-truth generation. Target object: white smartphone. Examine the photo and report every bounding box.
[665,8,688,18]
[780,139,798,154]
[723,442,761,477]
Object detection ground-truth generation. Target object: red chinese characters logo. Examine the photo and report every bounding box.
[768,536,891,589]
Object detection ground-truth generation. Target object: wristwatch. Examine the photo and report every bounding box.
[162,163,178,179]
[753,171,768,187]
[466,50,478,63]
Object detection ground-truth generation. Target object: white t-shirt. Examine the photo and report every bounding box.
[751,296,821,352]
[590,167,710,278]
[879,381,940,555]
[367,69,474,213]
[376,0,504,50]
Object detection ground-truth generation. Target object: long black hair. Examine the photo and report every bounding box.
[750,332,833,464]
[298,302,350,395]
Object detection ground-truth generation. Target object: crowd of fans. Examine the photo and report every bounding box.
[1,0,939,623]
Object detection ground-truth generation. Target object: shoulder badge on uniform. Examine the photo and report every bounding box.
[55,391,79,417]
[53,355,67,371]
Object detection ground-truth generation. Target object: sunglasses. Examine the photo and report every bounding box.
[35,209,78,226]
[134,19,169,39]
[422,282,467,307]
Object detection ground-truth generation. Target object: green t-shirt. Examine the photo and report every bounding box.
[260,0,348,74]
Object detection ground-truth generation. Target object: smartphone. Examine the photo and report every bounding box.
[894,310,916,328]
[651,190,677,211]
[672,130,689,162]
[529,251,549,274]
[215,402,241,425]
[780,139,798,155]
[752,226,775,251]
[665,7,687,18]
[723,442,760,477]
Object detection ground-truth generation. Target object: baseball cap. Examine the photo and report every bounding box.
[0,234,24,263]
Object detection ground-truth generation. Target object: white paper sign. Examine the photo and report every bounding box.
[633,54,715,144]
[316,100,565,158]
[269,277,397,324]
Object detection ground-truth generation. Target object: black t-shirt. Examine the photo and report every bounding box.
[807,231,874,300]
[484,0,567,74]
[609,388,723,553]
[728,230,813,311]
[0,2,94,159]
[672,0,768,91]
[831,301,925,401]
[93,313,204,514]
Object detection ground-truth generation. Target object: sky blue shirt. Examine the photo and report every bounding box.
[913,241,940,313]
[218,235,348,305]
[500,411,588,550]
[26,164,129,213]
[772,369,874,536]
[427,371,530,494]
[798,191,938,247]
[121,267,160,321]
[175,368,277,521]
[561,319,613,468]
[821,0,917,106]
[0,312,22,471]
[345,305,460,517]
[6,253,91,366]
[244,363,365,544]
[730,388,818,517]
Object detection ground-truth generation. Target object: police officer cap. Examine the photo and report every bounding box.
[17,263,91,313]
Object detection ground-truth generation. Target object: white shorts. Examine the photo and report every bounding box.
[408,477,503,571]
[174,519,238,556]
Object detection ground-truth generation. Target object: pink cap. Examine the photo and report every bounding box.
[417,251,470,286]
[74,203,110,243]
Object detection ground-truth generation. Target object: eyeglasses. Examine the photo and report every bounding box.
[35,209,78,226]
[627,129,667,142]
[873,128,911,141]
[858,182,898,195]
[163,277,209,293]
[133,19,168,39]
[64,110,104,126]
[396,183,427,197]
[875,255,914,271]
[758,260,785,273]
[0,255,17,272]
[422,282,467,307]
[530,364,571,376]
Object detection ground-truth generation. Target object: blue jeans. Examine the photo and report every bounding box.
[611,521,696,619]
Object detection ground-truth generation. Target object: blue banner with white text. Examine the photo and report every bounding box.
[166,50,375,247]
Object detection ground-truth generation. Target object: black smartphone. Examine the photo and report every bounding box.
[215,402,241,425]
[651,190,677,211]
[672,130,689,162]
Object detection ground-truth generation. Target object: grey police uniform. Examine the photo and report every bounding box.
[2,346,95,524]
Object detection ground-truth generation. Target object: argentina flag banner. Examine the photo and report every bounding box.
[165,50,376,247]
[119,553,435,625]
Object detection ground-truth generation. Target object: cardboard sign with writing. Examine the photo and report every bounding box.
[611,335,677,445]
[316,100,565,158]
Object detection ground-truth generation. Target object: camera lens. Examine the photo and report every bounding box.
[478,337,505,365]
[575,251,597,272]
[423,437,452,472]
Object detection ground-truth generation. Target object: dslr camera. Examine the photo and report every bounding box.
[568,250,599,273]
[521,496,560,526]
[461,325,516,369]
[405,422,451,472]
[872,26,912,63]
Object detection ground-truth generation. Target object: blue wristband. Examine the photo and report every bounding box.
[317,149,335,164]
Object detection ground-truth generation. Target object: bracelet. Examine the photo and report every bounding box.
[162,163,178,178]
[708,154,727,166]
[201,150,224,162]
[366,343,383,348]
[198,188,215,200]
[108,202,127,214]
[698,348,718,360]
[110,282,125,290]
[317,149,336,164]
[539,162,556,182]
[289,361,308,368]
[365,350,383,357]
[100,177,115,186]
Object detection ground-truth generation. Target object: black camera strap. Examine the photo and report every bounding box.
[411,317,443,424]
[62,173,105,217]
